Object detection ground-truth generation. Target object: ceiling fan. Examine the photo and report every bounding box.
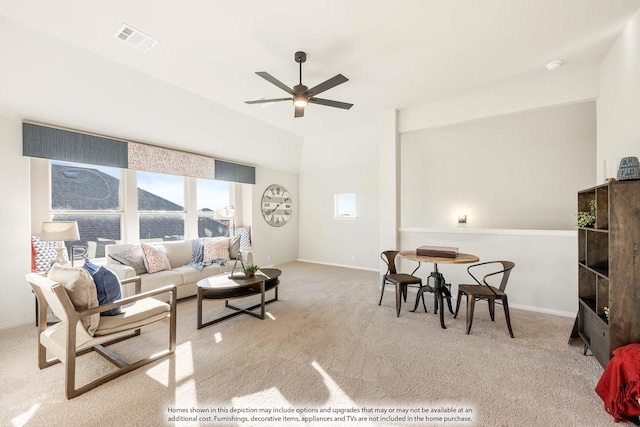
[245,51,353,118]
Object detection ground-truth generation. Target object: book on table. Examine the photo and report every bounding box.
[416,245,458,258]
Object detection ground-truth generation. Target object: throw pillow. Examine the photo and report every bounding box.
[109,246,147,275]
[230,226,251,248]
[203,237,230,262]
[83,261,123,316]
[31,236,69,273]
[47,263,100,336]
[229,234,241,260]
[141,243,172,274]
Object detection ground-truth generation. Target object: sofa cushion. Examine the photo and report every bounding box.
[83,261,123,316]
[47,264,100,336]
[142,243,172,274]
[174,264,226,285]
[139,270,184,293]
[108,246,147,275]
[203,237,230,262]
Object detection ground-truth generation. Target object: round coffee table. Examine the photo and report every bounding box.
[196,268,281,329]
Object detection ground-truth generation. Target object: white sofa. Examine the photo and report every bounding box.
[105,238,252,300]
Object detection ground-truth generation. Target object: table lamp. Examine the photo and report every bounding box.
[215,206,236,236]
[40,221,80,266]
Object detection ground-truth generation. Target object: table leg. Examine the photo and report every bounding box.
[197,288,203,329]
[430,264,454,329]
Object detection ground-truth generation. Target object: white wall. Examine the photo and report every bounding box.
[0,117,33,328]
[252,168,299,268]
[598,9,640,182]
[0,18,302,328]
[401,102,597,230]
[399,229,577,317]
[298,123,380,270]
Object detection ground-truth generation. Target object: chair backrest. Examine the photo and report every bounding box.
[380,250,400,275]
[468,261,515,291]
[26,273,75,323]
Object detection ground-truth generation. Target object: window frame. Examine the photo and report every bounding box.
[334,193,357,220]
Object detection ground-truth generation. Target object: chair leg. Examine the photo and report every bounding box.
[395,284,402,317]
[466,296,477,335]
[402,284,408,302]
[488,298,495,321]
[502,296,514,338]
[454,290,463,318]
[378,276,386,306]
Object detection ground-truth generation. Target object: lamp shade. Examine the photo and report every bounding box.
[215,206,236,219]
[40,221,80,241]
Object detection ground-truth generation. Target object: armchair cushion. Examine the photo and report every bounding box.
[47,264,100,335]
[109,246,147,275]
[94,297,170,336]
[82,261,123,316]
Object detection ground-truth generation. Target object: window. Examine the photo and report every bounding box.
[197,178,231,238]
[137,171,184,241]
[46,161,235,257]
[51,161,122,257]
[335,193,357,218]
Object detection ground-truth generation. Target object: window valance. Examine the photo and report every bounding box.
[22,122,255,184]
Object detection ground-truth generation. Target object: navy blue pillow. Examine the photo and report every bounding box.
[83,261,122,316]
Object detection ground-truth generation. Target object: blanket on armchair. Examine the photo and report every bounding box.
[595,343,640,422]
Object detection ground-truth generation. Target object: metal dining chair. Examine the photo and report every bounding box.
[454,261,515,337]
[379,250,426,316]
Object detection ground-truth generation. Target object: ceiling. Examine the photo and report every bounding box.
[0,0,638,138]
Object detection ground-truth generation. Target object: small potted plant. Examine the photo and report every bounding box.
[576,200,596,228]
[243,264,260,277]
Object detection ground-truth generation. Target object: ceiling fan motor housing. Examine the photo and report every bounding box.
[293,84,308,95]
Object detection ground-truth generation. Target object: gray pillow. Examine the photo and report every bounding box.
[109,246,147,275]
[229,234,241,259]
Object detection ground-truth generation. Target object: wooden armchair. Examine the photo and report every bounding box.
[26,272,177,399]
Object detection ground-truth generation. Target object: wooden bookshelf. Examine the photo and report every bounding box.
[575,180,640,367]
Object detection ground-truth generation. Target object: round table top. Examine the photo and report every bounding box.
[398,250,479,264]
[197,268,281,290]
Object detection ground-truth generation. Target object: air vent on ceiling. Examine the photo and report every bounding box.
[113,24,157,52]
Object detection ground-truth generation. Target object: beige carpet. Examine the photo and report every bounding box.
[0,261,615,426]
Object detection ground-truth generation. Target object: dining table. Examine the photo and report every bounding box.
[398,250,479,329]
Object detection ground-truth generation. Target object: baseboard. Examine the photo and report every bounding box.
[0,318,33,331]
[296,259,379,272]
[509,303,576,318]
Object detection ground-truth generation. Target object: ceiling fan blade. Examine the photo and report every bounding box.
[307,74,348,97]
[294,106,305,118]
[245,97,292,104]
[255,71,294,95]
[309,97,353,110]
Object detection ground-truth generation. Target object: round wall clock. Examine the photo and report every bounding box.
[261,184,292,227]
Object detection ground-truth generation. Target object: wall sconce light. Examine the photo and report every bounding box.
[457,213,468,226]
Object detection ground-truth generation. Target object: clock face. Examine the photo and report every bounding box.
[261,184,292,227]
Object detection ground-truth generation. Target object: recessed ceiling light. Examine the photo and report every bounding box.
[546,60,563,71]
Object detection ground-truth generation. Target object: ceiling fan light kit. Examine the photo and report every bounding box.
[245,51,353,118]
